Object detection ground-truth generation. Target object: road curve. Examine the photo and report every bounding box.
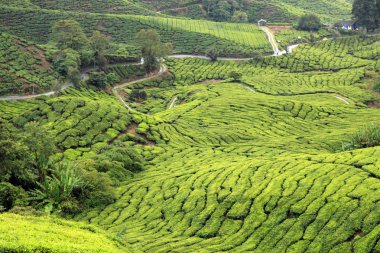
[0,72,88,101]
[113,64,168,111]
[0,29,299,102]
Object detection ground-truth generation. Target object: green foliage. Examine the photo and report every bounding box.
[352,0,380,32]
[1,6,380,252]
[342,124,380,150]
[0,119,32,186]
[231,11,248,23]
[0,7,272,57]
[373,79,380,92]
[87,71,119,88]
[52,48,81,83]
[0,182,28,211]
[51,19,88,51]
[0,213,131,252]
[135,29,172,72]
[297,14,322,31]
[133,0,351,23]
[94,144,144,182]
[29,0,156,16]
[31,162,83,214]
[130,89,148,102]
[103,64,145,80]
[228,70,243,81]
[206,45,219,61]
[90,31,110,68]
[0,32,60,95]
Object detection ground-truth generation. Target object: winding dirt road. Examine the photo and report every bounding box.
[113,64,168,111]
[0,73,88,101]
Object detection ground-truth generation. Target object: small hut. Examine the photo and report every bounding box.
[338,20,358,30]
[257,19,267,27]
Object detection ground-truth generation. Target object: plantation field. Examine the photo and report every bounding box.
[79,81,380,252]
[0,6,272,56]
[137,0,351,23]
[30,0,156,15]
[272,0,352,22]
[1,21,380,253]
[0,32,60,95]
[0,213,134,252]
[72,36,380,252]
[0,88,164,164]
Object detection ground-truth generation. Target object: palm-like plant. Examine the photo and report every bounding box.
[31,163,83,213]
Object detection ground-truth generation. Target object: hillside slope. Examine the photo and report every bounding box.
[74,36,379,252]
[0,35,380,252]
[0,6,272,56]
[140,0,352,23]
[0,213,137,252]
[0,32,60,95]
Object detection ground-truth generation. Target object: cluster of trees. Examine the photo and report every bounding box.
[202,0,250,22]
[297,14,322,31]
[50,20,110,86]
[51,23,171,88]
[0,119,144,215]
[352,0,380,32]
[135,29,172,72]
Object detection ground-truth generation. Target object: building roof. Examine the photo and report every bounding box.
[340,20,356,26]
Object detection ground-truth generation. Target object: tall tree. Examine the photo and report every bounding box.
[210,1,232,21]
[51,20,88,50]
[90,31,110,68]
[231,11,248,23]
[352,0,380,32]
[135,29,172,72]
[297,14,322,31]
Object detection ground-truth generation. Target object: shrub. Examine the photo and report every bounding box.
[297,14,322,31]
[342,124,380,150]
[206,46,219,61]
[0,182,28,211]
[30,162,83,214]
[229,70,243,81]
[373,79,380,92]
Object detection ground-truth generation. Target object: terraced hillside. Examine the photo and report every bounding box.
[139,0,352,23]
[0,0,156,15]
[0,6,272,56]
[0,32,60,95]
[1,29,380,253]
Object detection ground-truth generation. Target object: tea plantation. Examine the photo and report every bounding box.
[0,5,272,57]
[0,32,60,95]
[1,1,380,252]
[0,213,136,252]
[137,0,352,23]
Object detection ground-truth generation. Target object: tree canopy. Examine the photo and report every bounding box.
[135,29,172,72]
[352,0,380,31]
[51,20,88,51]
[297,14,322,31]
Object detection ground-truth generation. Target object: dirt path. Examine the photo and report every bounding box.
[113,64,168,111]
[260,26,299,56]
[334,95,350,104]
[243,83,351,105]
[168,96,178,109]
[0,72,88,101]
[0,28,298,103]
